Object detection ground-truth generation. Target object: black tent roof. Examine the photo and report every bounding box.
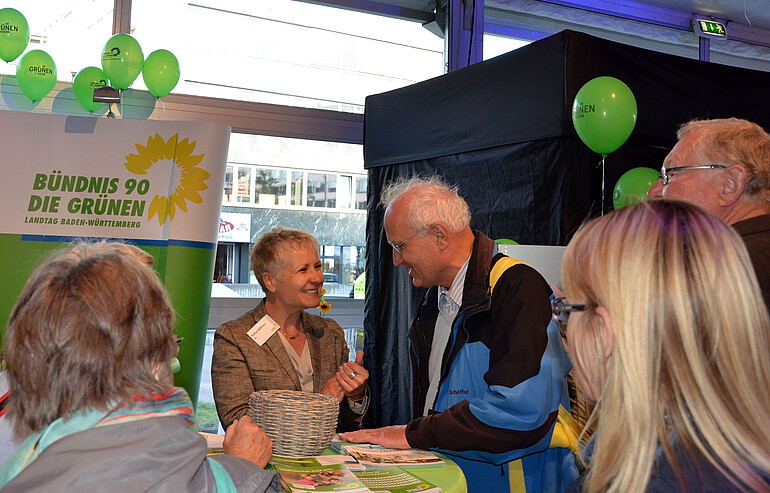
[364,30,770,168]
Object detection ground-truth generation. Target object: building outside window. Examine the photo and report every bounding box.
[214,133,366,300]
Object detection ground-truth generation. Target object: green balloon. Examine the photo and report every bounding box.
[613,167,660,209]
[16,49,57,102]
[101,33,143,90]
[73,66,107,112]
[0,8,30,62]
[572,76,638,155]
[142,49,180,98]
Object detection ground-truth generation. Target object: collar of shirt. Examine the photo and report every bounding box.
[437,255,471,311]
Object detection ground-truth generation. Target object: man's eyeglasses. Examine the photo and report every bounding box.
[552,297,586,325]
[389,230,424,254]
[659,164,726,186]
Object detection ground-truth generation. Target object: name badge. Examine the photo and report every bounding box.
[247,314,280,346]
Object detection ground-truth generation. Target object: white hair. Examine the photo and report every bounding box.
[380,175,471,233]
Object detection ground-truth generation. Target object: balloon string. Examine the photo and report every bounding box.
[154,98,167,120]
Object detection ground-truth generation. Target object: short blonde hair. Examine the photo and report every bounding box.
[562,200,770,493]
[5,242,175,439]
[250,227,319,290]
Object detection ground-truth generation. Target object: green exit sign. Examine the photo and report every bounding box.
[694,19,727,38]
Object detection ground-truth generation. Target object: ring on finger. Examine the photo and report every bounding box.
[349,371,358,379]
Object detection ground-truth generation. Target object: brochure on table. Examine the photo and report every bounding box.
[269,455,442,493]
[270,456,368,492]
[329,439,445,468]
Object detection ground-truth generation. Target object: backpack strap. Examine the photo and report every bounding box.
[208,457,237,493]
[489,255,531,295]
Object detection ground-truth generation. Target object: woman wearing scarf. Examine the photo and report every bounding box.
[0,242,280,492]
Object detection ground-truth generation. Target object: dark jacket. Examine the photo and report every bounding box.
[732,214,770,311]
[405,231,577,493]
[567,438,768,492]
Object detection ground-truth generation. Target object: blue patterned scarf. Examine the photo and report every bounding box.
[0,387,196,489]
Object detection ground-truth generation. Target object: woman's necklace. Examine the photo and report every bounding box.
[282,320,302,340]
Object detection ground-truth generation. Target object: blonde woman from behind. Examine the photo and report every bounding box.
[560,200,770,492]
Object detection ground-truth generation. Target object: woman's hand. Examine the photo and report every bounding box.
[223,415,273,468]
[320,378,344,402]
[336,351,369,401]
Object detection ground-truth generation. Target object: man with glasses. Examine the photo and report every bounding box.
[340,176,577,493]
[648,118,770,308]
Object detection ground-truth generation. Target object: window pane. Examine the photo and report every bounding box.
[327,176,337,208]
[254,168,287,206]
[320,245,342,283]
[0,1,113,80]
[236,167,251,203]
[308,173,329,208]
[338,175,352,210]
[130,0,444,113]
[291,171,304,206]
[224,166,234,203]
[355,177,368,210]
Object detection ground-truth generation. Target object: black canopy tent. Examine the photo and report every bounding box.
[362,30,770,427]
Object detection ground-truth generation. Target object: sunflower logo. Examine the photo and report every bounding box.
[124,133,209,225]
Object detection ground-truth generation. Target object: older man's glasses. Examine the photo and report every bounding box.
[659,164,726,186]
[552,297,586,325]
[389,230,423,254]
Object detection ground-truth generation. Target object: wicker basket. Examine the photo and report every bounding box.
[249,389,339,456]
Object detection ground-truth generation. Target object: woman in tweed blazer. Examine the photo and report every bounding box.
[212,228,369,432]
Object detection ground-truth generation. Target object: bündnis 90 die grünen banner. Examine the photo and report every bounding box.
[0,111,230,405]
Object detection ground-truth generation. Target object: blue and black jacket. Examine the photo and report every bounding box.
[405,232,578,493]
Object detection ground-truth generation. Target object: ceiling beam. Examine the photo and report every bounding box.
[293,0,434,23]
[532,0,692,30]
